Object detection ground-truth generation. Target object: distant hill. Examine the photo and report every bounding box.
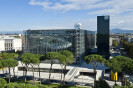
[111,28,133,33]
[0,29,133,34]
[0,31,23,34]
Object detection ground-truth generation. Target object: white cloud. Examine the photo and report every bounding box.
[110,15,133,30]
[29,0,133,30]
[29,0,107,12]
[29,0,133,14]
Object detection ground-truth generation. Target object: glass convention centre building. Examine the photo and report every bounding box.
[24,24,96,64]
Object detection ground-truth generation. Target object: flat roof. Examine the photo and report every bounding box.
[0,36,21,40]
[26,29,95,32]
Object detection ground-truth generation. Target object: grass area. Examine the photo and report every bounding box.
[39,83,90,88]
[3,78,91,88]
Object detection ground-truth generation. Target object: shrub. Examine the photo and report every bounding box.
[16,83,26,88]
[6,83,18,88]
[94,78,111,88]
[0,78,7,88]
[125,79,131,87]
[25,84,38,88]
[37,85,51,88]
[115,86,128,88]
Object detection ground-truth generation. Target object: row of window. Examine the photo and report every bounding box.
[5,43,13,47]
[5,48,12,50]
[5,40,13,43]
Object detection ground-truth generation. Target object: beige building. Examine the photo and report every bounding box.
[0,36,22,52]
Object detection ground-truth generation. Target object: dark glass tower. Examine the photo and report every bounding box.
[97,16,110,59]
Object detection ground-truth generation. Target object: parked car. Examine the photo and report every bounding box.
[43,79,59,84]
[18,76,37,80]
[0,73,13,78]
[11,76,18,79]
[0,74,5,78]
[65,81,75,86]
[75,82,85,86]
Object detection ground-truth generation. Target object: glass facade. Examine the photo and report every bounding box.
[97,16,110,59]
[24,29,95,64]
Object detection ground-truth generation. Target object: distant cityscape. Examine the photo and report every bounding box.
[1,0,133,87]
[1,28,133,34]
[0,15,133,88]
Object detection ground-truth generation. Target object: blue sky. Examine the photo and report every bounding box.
[0,0,133,31]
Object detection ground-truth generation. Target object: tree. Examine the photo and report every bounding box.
[57,54,67,84]
[105,59,121,85]
[0,53,19,74]
[0,54,3,72]
[12,53,19,78]
[21,53,40,84]
[2,53,18,60]
[120,39,133,58]
[1,60,7,74]
[45,52,59,83]
[0,53,2,59]
[1,52,8,59]
[113,56,132,74]
[2,59,18,83]
[0,78,7,88]
[95,78,111,88]
[30,54,40,84]
[85,54,106,86]
[124,60,133,86]
[105,56,132,85]
[113,40,118,46]
[11,60,18,79]
[20,53,34,82]
[125,60,133,75]
[113,56,132,84]
[129,46,133,58]
[36,54,46,84]
[10,53,19,59]
[59,50,74,85]
[0,61,4,73]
